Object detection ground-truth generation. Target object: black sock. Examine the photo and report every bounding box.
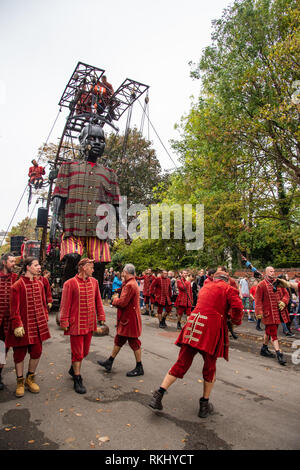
[200,397,209,402]
[27,371,34,377]
[158,387,166,395]
[17,375,23,379]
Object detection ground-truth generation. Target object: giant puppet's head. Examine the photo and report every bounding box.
[79,122,106,163]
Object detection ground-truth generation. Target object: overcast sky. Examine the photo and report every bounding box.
[0,0,232,236]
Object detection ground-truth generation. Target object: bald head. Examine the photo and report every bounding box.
[265,266,275,279]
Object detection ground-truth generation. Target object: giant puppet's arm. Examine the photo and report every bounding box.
[49,196,65,242]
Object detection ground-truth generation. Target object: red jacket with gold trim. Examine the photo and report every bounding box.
[150,277,172,306]
[112,277,142,338]
[6,276,50,347]
[255,279,289,325]
[60,274,105,335]
[175,278,193,308]
[175,280,243,360]
[0,272,18,335]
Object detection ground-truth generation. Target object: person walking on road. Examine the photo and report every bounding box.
[6,257,50,397]
[98,263,144,377]
[255,266,290,366]
[60,258,106,394]
[149,270,243,418]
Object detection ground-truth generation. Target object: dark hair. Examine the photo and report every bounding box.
[18,257,39,278]
[207,268,216,277]
[0,252,15,271]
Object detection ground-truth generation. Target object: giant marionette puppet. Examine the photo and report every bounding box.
[49,120,121,286]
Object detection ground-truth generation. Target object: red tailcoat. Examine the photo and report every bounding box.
[175,278,193,308]
[255,279,289,325]
[150,277,172,305]
[175,280,243,360]
[37,276,53,304]
[136,274,155,296]
[0,272,18,335]
[60,275,105,335]
[6,276,50,347]
[112,277,142,338]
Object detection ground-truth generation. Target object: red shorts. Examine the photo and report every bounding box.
[169,344,217,382]
[60,234,111,262]
[13,341,43,364]
[265,324,279,341]
[114,334,141,351]
[176,306,192,317]
[70,332,93,362]
[157,304,172,315]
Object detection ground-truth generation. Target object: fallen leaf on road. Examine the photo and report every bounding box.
[197,379,203,383]
[139,380,144,383]
[95,398,101,401]
[16,403,21,407]
[28,440,35,444]
[126,424,131,427]
[65,437,76,443]
[96,409,103,413]
[4,428,11,432]
[134,389,140,393]
[98,436,110,443]
[90,441,95,448]
[75,413,82,417]
[42,443,50,446]
[59,409,64,412]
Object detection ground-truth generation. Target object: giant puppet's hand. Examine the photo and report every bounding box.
[50,196,65,242]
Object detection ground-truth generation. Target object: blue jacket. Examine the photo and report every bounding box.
[112,276,122,293]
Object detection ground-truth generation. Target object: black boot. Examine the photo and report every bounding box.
[68,365,74,377]
[97,358,113,372]
[177,321,182,330]
[276,350,286,366]
[149,389,164,410]
[0,375,4,391]
[142,310,149,316]
[126,363,144,377]
[159,320,165,329]
[73,375,86,394]
[260,344,275,358]
[198,398,214,418]
[162,316,167,327]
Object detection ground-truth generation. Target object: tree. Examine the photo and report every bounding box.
[165,0,300,269]
[104,127,165,207]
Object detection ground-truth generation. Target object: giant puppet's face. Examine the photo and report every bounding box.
[79,123,106,163]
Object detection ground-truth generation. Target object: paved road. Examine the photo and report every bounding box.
[0,306,299,450]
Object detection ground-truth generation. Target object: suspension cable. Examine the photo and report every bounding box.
[137,100,178,169]
[0,108,62,248]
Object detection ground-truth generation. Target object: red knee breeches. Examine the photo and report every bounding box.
[265,324,279,341]
[168,344,217,382]
[70,332,93,362]
[114,334,141,351]
[13,341,43,364]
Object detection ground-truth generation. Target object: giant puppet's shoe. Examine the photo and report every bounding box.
[198,398,214,418]
[15,377,25,397]
[73,375,86,394]
[126,364,144,377]
[25,373,40,393]
[260,344,275,358]
[276,351,286,366]
[148,389,164,410]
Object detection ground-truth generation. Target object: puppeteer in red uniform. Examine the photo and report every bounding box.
[149,271,243,418]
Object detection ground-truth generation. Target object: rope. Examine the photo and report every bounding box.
[137,100,178,169]
[0,108,62,248]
